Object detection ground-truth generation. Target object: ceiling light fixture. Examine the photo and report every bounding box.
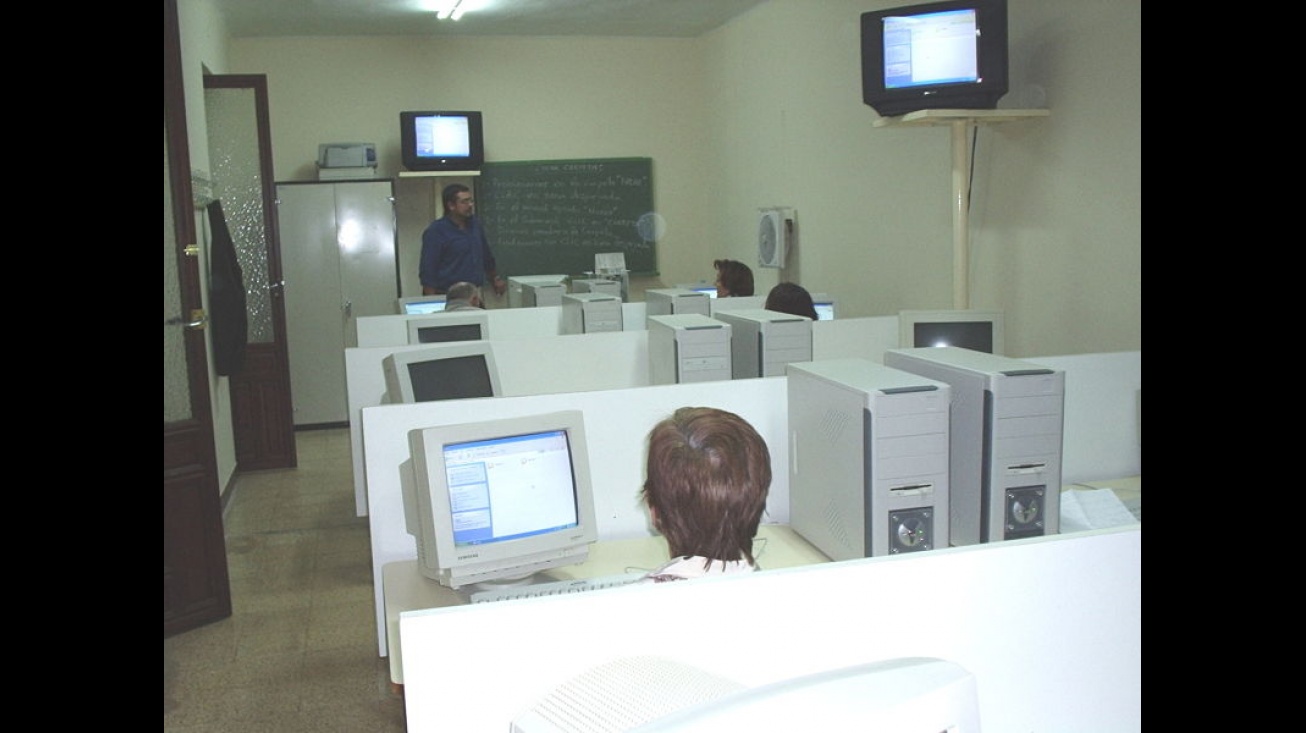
[433,0,471,21]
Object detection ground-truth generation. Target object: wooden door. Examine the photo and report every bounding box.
[204,74,297,471]
[164,0,231,637]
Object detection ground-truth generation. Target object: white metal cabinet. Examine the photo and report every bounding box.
[277,179,397,425]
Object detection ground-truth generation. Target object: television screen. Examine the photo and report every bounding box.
[861,0,1008,117]
[400,110,485,172]
[405,312,491,345]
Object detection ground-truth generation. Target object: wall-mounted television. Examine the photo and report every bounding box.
[861,0,1009,118]
[400,110,485,172]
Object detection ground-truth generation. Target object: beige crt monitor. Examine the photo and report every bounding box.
[897,309,1004,355]
[406,311,492,344]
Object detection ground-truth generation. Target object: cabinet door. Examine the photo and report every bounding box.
[336,180,398,347]
[278,183,350,425]
[278,181,398,426]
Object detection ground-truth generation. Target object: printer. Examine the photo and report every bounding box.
[316,143,378,179]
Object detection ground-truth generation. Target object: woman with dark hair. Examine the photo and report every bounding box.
[639,406,771,582]
[713,258,755,297]
[764,281,818,321]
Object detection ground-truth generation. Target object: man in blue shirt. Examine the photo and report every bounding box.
[420,183,507,297]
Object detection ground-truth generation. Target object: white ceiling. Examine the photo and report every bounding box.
[218,0,770,38]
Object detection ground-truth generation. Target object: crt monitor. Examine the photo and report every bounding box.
[406,311,492,344]
[397,295,448,315]
[382,342,503,404]
[405,410,599,590]
[860,0,1009,118]
[898,309,1004,355]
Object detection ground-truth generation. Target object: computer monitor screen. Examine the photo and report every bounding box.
[382,343,503,404]
[406,410,599,590]
[898,309,1004,355]
[677,284,719,299]
[397,295,448,315]
[406,312,491,344]
[809,293,836,321]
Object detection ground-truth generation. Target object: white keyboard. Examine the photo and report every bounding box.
[467,572,645,604]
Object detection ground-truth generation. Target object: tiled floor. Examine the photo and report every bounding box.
[164,427,407,732]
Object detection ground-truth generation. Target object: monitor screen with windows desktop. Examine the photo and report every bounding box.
[382,343,503,404]
[406,311,492,344]
[898,309,1004,355]
[809,293,836,321]
[405,410,599,591]
[397,295,448,315]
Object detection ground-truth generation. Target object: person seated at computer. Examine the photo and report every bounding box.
[443,281,484,311]
[764,281,818,321]
[713,258,755,297]
[639,406,771,583]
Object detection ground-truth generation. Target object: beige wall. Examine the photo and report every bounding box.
[176,0,1140,486]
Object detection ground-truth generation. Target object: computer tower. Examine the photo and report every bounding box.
[884,347,1064,545]
[647,314,732,385]
[711,308,812,379]
[787,358,951,559]
[561,292,624,334]
[508,275,568,308]
[644,288,711,323]
[571,278,623,299]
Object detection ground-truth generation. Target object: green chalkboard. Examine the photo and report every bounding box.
[475,157,658,277]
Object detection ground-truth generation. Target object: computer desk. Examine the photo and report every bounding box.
[382,524,832,687]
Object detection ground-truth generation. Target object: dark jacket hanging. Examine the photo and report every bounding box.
[207,199,248,376]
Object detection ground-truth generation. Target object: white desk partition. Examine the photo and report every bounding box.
[1028,350,1141,485]
[356,303,649,348]
[362,377,791,656]
[346,329,650,515]
[400,525,1141,733]
[810,315,899,363]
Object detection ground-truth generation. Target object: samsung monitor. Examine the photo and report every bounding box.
[406,311,492,345]
[808,292,836,321]
[399,110,485,172]
[405,410,599,590]
[397,295,448,315]
[382,342,503,405]
[898,309,1004,355]
[861,0,1009,118]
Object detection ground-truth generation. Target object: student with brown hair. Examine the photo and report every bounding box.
[764,281,818,321]
[713,258,755,298]
[639,406,772,583]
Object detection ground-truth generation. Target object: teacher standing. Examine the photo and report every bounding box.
[420,183,507,297]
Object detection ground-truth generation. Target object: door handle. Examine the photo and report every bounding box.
[165,309,208,330]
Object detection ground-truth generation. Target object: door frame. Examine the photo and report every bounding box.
[204,74,297,471]
[164,0,231,637]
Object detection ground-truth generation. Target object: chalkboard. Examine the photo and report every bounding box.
[475,158,658,277]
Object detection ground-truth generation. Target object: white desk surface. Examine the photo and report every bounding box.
[383,524,830,686]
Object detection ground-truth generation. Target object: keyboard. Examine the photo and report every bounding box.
[467,572,645,604]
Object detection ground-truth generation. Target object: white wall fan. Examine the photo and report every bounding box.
[757,207,794,268]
